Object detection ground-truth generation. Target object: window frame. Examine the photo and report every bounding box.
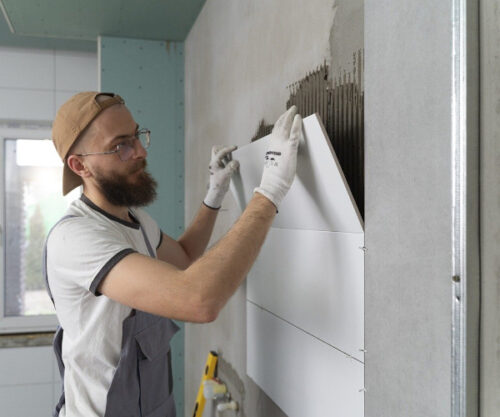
[0,127,60,334]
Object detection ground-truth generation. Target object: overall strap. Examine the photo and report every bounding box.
[129,208,156,259]
[139,226,156,259]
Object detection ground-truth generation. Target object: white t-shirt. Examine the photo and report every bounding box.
[46,194,163,417]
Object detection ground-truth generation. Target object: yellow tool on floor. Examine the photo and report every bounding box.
[192,351,218,417]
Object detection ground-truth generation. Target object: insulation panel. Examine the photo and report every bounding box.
[231,114,364,417]
[247,302,364,417]
[230,114,363,233]
[247,227,364,361]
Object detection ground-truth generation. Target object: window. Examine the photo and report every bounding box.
[0,129,80,333]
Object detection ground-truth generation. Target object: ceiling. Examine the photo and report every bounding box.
[0,0,205,50]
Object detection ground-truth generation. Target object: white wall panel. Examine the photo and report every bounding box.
[231,113,365,415]
[0,88,54,121]
[230,114,363,233]
[248,227,364,361]
[0,46,97,122]
[247,302,364,417]
[0,347,60,415]
[0,47,54,90]
[55,51,98,92]
[0,383,53,416]
[0,347,53,386]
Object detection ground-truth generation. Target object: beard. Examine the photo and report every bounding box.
[93,159,157,207]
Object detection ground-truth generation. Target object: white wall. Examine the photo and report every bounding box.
[0,346,62,416]
[0,45,97,417]
[0,46,97,122]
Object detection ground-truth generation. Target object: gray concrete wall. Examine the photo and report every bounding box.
[365,0,479,416]
[184,1,362,415]
[185,0,484,416]
[466,2,480,416]
[364,1,451,416]
[479,1,500,415]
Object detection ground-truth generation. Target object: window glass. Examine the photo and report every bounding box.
[4,139,79,317]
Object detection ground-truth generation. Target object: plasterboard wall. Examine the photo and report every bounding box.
[185,0,482,416]
[479,0,500,415]
[365,0,479,416]
[184,0,363,416]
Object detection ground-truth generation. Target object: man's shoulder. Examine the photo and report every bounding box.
[47,205,124,248]
[50,202,101,232]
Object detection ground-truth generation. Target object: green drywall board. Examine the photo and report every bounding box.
[99,36,185,415]
[1,0,206,41]
[0,9,95,50]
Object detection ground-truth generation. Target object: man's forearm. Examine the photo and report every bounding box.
[185,193,276,314]
[177,203,219,262]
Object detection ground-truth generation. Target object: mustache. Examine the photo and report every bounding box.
[132,159,147,173]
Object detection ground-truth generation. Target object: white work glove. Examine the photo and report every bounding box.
[204,145,240,209]
[254,105,302,210]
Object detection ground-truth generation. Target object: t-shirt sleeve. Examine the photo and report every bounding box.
[46,217,137,296]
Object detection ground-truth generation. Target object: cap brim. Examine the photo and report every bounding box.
[62,162,83,196]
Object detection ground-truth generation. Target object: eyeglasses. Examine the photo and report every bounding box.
[74,128,151,161]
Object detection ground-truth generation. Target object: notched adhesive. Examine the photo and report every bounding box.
[252,50,364,217]
[251,119,273,142]
[287,51,364,217]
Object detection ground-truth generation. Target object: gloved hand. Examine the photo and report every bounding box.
[204,145,240,209]
[254,105,302,210]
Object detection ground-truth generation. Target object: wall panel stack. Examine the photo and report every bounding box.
[230,114,365,417]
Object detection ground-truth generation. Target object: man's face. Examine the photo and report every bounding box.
[82,105,157,207]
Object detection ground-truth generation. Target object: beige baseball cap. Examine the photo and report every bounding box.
[52,91,125,195]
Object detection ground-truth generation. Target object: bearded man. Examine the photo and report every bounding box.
[45,92,302,417]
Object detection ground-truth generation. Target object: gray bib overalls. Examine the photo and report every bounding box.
[44,215,180,417]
